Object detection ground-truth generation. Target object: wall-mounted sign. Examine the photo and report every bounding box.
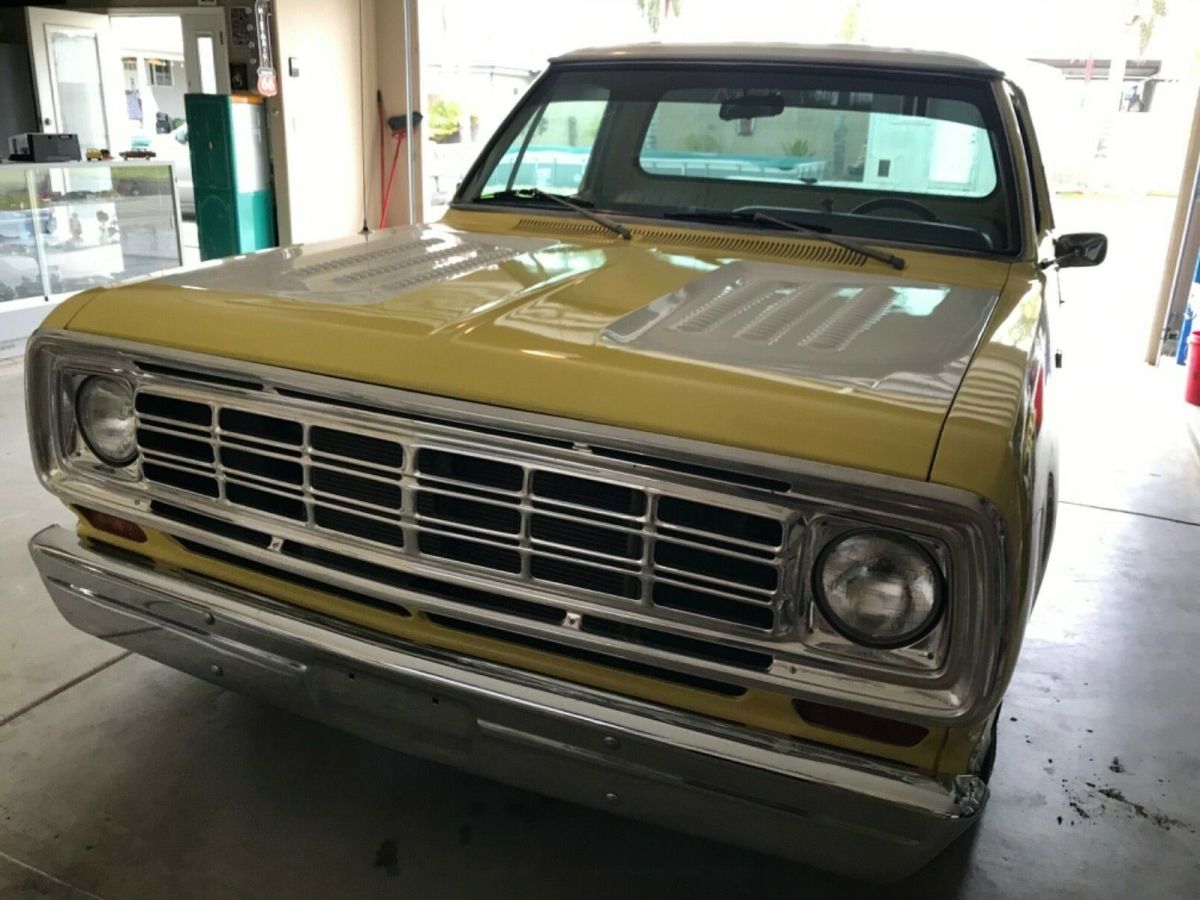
[253,0,277,97]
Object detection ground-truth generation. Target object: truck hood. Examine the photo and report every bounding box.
[60,220,1010,480]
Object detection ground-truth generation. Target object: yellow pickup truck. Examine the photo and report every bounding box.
[26,43,1105,880]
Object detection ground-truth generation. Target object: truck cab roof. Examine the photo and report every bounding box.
[550,43,1003,78]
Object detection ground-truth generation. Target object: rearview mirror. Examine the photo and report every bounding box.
[1048,232,1108,269]
[719,93,785,122]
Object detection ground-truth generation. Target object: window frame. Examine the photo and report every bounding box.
[1005,81,1055,237]
[146,59,173,88]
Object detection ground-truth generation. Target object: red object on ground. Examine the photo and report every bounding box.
[1187,333,1200,406]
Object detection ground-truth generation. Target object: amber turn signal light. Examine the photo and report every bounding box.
[792,699,929,747]
[76,507,147,544]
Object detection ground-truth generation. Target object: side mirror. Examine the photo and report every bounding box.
[1044,232,1107,269]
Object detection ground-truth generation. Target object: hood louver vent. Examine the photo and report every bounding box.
[602,260,1001,403]
[513,217,867,267]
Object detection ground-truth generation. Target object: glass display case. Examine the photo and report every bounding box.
[0,160,182,305]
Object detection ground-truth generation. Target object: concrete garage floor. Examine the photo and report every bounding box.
[2,197,1199,898]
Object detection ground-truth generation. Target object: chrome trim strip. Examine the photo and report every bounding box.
[26,331,1010,727]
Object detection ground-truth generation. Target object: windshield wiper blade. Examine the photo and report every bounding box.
[662,209,905,270]
[750,211,905,270]
[478,189,631,240]
[661,209,830,232]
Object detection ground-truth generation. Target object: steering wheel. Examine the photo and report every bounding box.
[849,197,941,222]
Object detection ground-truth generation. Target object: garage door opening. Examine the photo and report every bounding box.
[415,0,1200,374]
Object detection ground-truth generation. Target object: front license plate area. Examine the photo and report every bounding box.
[312,667,478,755]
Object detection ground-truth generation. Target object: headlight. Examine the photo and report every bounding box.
[76,375,137,466]
[814,531,944,648]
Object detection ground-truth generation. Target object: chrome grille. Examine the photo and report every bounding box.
[133,389,794,633]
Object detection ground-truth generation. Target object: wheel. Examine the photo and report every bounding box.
[848,196,941,222]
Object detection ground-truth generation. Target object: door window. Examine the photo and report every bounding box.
[197,35,218,93]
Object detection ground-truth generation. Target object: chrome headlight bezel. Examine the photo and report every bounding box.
[812,528,947,650]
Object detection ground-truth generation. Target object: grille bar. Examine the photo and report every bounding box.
[133,382,800,636]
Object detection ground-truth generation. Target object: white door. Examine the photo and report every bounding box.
[180,11,231,95]
[26,7,128,153]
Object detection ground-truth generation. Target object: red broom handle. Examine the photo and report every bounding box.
[379,132,406,229]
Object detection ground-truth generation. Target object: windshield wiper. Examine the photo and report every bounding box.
[476,188,631,240]
[752,211,905,270]
[662,208,905,270]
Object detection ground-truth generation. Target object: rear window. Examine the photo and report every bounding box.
[639,89,998,198]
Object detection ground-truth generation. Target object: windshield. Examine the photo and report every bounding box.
[458,64,1019,255]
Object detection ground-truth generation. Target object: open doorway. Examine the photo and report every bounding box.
[108,10,231,226]
[112,16,193,220]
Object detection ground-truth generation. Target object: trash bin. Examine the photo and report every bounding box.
[1186,332,1200,406]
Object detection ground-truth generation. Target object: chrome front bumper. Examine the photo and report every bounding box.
[29,525,985,881]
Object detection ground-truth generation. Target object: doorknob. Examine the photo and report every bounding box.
[44,118,52,126]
